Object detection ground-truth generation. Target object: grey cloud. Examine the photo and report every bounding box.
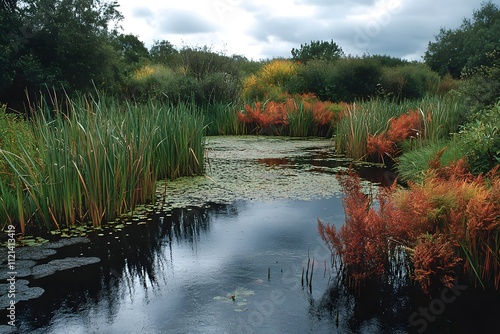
[132,6,154,19]
[158,10,217,34]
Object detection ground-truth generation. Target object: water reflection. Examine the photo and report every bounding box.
[4,194,500,334]
[8,203,236,333]
[258,154,397,187]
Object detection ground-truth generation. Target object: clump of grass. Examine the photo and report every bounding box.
[0,95,204,233]
[334,95,466,161]
[287,100,314,137]
[396,140,464,183]
[334,100,401,159]
[203,102,246,135]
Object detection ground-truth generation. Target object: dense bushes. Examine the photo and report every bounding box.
[458,102,500,174]
[242,59,299,101]
[380,63,440,100]
[126,56,242,105]
[245,57,441,103]
[397,101,499,183]
[319,162,500,294]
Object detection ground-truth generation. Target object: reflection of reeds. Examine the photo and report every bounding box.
[303,254,315,293]
[1,94,204,232]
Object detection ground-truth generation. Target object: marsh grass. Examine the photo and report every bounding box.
[396,139,465,183]
[287,101,314,137]
[203,102,246,135]
[334,96,466,160]
[0,95,204,232]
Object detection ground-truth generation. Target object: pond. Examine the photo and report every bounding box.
[1,136,498,334]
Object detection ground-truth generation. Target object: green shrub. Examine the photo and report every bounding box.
[455,50,500,112]
[290,60,335,100]
[127,64,177,102]
[380,63,440,100]
[329,57,383,102]
[127,58,241,105]
[291,57,383,102]
[458,102,500,174]
[198,72,241,105]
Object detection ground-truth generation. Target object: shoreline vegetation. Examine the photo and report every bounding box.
[1,1,498,297]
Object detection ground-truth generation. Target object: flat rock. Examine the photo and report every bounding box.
[0,260,36,280]
[0,279,44,308]
[32,257,100,279]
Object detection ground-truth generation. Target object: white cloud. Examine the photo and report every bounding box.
[117,0,486,60]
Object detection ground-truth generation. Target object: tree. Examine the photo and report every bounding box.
[424,1,500,78]
[150,39,179,66]
[291,40,344,63]
[0,0,124,107]
[114,33,149,65]
[0,0,18,93]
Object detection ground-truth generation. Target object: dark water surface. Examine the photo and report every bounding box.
[2,136,499,333]
[4,198,499,334]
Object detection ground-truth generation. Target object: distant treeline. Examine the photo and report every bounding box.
[0,0,498,110]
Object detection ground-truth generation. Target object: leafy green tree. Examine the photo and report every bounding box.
[150,39,179,66]
[0,0,18,93]
[291,40,344,63]
[424,1,500,78]
[115,33,149,65]
[0,0,124,107]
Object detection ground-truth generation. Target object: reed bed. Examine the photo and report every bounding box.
[203,102,246,135]
[0,96,204,233]
[334,96,466,160]
[287,101,315,137]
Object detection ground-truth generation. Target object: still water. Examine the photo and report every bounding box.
[2,137,499,333]
[7,198,499,334]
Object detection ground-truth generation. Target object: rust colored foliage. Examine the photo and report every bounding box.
[366,134,396,164]
[237,101,289,128]
[237,93,345,133]
[387,109,424,142]
[366,110,425,163]
[318,168,398,288]
[412,234,461,294]
[319,157,500,294]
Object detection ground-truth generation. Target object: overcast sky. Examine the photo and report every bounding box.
[117,0,485,61]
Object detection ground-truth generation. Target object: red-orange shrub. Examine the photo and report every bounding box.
[319,159,500,294]
[366,134,396,164]
[412,234,461,294]
[237,93,345,135]
[387,109,424,142]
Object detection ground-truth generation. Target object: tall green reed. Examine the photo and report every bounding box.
[287,101,314,137]
[203,102,246,135]
[0,95,204,232]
